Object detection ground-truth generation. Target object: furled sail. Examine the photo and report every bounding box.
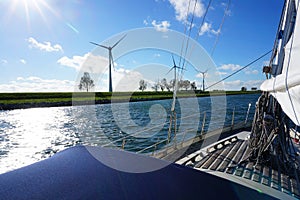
[260,0,300,125]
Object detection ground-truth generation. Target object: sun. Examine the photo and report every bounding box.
[7,0,56,29]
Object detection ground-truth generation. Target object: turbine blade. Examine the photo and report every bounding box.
[166,66,175,75]
[90,42,109,49]
[112,34,127,49]
[172,54,176,67]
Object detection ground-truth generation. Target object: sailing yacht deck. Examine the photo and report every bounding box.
[176,132,300,199]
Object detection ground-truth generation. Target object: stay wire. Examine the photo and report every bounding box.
[183,0,213,74]
[211,0,231,56]
[180,0,198,77]
[195,0,213,42]
[178,0,193,68]
[206,49,272,90]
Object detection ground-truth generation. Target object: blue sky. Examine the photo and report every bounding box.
[0,0,284,92]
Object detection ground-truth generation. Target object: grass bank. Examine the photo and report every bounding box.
[0,90,261,110]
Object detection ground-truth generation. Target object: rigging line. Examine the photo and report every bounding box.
[178,0,193,68]
[284,0,300,125]
[182,0,212,74]
[211,0,231,56]
[195,0,213,41]
[269,0,287,66]
[181,0,198,77]
[206,49,272,90]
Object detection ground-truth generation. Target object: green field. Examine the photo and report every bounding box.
[0,90,261,110]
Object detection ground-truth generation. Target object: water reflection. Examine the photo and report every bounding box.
[0,108,79,174]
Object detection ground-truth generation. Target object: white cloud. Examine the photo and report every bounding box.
[0,76,75,92]
[27,37,63,52]
[20,59,26,64]
[215,71,227,76]
[221,2,232,16]
[1,59,8,65]
[199,22,212,36]
[218,64,242,71]
[211,28,221,35]
[57,52,109,73]
[196,72,210,78]
[112,68,144,92]
[58,53,146,92]
[151,20,170,32]
[169,0,205,22]
[224,80,242,88]
[221,79,264,91]
[198,22,220,36]
[245,69,259,75]
[143,19,148,25]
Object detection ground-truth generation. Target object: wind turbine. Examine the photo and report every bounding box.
[200,70,208,92]
[167,54,185,112]
[166,54,185,86]
[194,68,208,92]
[90,35,126,92]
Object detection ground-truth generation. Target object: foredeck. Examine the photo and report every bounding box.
[176,132,300,199]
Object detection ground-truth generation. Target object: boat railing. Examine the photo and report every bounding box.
[100,106,252,158]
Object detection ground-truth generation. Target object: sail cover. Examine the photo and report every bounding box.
[0,146,275,199]
[261,0,300,126]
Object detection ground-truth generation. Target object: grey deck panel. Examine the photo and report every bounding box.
[218,140,243,172]
[186,138,300,199]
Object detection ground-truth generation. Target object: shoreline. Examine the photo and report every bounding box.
[0,90,261,111]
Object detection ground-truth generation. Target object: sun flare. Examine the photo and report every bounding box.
[8,0,56,29]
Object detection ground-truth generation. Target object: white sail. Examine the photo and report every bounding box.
[260,0,300,125]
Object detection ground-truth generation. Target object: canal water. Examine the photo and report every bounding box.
[0,93,260,174]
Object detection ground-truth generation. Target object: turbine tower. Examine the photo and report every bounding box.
[90,35,126,92]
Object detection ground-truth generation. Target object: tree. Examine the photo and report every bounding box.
[169,79,175,91]
[182,80,191,91]
[241,86,247,91]
[139,79,147,91]
[161,78,171,92]
[178,80,184,90]
[159,81,165,91]
[191,81,197,91]
[152,83,159,92]
[79,72,95,92]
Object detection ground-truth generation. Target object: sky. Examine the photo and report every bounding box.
[0,0,284,92]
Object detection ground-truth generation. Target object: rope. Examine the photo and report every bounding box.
[206,49,272,90]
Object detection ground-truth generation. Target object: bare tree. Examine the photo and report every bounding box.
[139,79,147,91]
[159,81,165,91]
[79,72,95,92]
[161,78,171,92]
[152,83,159,92]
